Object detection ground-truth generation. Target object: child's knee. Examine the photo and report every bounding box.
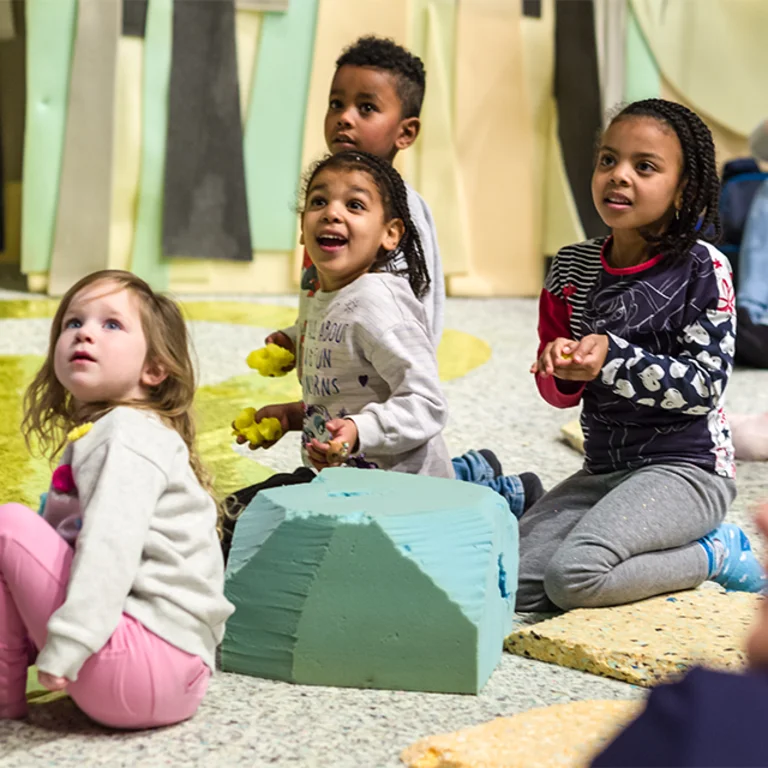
[0,504,42,542]
[543,546,607,610]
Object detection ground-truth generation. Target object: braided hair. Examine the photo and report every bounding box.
[301,150,431,299]
[608,99,721,262]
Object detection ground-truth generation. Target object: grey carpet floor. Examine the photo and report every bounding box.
[1,292,767,767]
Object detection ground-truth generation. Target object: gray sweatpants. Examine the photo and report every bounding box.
[516,463,736,612]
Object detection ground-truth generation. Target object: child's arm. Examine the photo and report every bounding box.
[409,190,445,346]
[533,288,585,408]
[595,307,733,413]
[35,438,165,682]
[573,291,735,414]
[348,321,448,456]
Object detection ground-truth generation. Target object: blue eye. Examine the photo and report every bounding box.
[105,319,122,330]
[65,318,81,329]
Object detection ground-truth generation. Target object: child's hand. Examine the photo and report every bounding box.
[552,334,609,381]
[531,337,577,378]
[37,671,69,691]
[264,331,296,373]
[235,402,302,450]
[307,418,359,471]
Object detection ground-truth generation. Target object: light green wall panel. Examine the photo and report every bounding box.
[21,0,77,275]
[244,0,319,251]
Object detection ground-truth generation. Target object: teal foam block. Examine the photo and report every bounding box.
[222,468,518,694]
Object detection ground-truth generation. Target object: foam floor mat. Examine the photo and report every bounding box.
[506,587,759,686]
[401,699,641,768]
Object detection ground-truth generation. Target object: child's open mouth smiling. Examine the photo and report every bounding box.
[316,232,349,253]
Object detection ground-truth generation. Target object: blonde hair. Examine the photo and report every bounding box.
[22,270,219,514]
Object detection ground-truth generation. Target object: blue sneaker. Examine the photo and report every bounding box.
[699,523,768,593]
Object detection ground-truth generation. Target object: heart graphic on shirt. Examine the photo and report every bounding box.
[612,379,636,399]
[696,350,722,370]
[639,364,665,392]
[719,333,735,357]
[686,321,711,346]
[660,388,686,410]
[358,375,369,387]
[600,358,623,386]
[691,371,710,398]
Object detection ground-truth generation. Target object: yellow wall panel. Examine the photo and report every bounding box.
[109,36,143,271]
[631,0,767,137]
[450,0,539,297]
[520,0,555,275]
[169,251,294,295]
[542,100,585,256]
[660,76,749,171]
[235,9,262,122]
[417,2,469,277]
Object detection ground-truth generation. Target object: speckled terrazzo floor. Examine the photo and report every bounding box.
[1,288,768,768]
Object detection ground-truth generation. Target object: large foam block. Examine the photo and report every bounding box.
[222,467,518,694]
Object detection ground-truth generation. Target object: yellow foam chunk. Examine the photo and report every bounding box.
[506,588,758,687]
[246,343,295,376]
[401,699,641,768]
[231,408,283,447]
[561,419,584,454]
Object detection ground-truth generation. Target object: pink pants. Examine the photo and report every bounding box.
[0,503,211,728]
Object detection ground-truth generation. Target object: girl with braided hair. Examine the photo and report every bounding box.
[520,99,765,612]
[220,151,534,558]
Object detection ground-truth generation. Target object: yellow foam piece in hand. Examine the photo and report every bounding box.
[231,408,283,447]
[246,343,295,377]
[233,407,257,431]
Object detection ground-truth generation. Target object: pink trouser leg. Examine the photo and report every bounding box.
[0,504,210,728]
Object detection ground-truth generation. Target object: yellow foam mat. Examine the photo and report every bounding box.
[506,588,759,687]
[561,419,585,454]
[401,699,641,768]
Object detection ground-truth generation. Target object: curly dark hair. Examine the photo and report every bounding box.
[302,150,430,299]
[607,99,722,262]
[335,36,426,119]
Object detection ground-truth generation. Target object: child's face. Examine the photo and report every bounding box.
[54,281,159,405]
[591,116,684,236]
[301,167,404,292]
[324,65,419,162]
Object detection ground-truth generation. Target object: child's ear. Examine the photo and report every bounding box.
[141,359,168,389]
[395,117,421,151]
[382,218,405,251]
[674,178,688,212]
